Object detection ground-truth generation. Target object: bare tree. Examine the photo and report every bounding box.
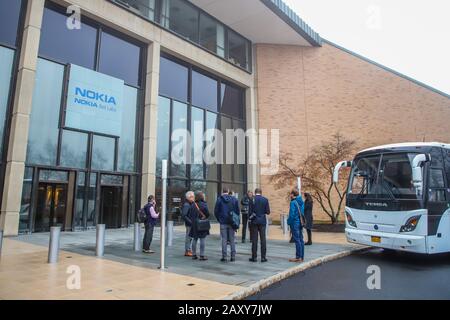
[270,133,356,224]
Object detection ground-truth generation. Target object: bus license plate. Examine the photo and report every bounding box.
[371,236,381,243]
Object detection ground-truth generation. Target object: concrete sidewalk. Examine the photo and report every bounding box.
[0,225,362,300]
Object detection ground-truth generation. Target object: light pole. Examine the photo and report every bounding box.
[159,159,168,270]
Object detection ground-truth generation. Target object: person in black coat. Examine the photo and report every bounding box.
[304,193,314,245]
[248,188,270,263]
[188,192,210,261]
[240,191,254,243]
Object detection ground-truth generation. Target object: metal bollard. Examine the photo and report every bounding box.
[282,214,288,235]
[167,220,174,247]
[48,226,61,264]
[0,230,3,259]
[266,219,270,238]
[134,222,141,252]
[280,214,285,230]
[96,224,106,257]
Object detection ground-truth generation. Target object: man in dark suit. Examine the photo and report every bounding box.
[248,188,271,262]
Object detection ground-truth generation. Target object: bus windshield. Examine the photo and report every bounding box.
[348,153,422,200]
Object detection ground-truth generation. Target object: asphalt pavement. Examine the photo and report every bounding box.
[248,249,450,300]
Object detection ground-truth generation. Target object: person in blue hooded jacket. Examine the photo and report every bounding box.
[214,187,240,262]
[287,188,305,263]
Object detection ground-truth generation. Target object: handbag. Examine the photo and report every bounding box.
[294,201,306,226]
[194,203,211,232]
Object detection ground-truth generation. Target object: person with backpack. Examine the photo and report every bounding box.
[214,187,240,262]
[141,195,159,254]
[181,191,195,257]
[248,188,270,262]
[188,191,211,261]
[287,188,305,263]
[240,191,254,243]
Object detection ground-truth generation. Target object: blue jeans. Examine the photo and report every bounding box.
[220,224,236,258]
[291,224,304,260]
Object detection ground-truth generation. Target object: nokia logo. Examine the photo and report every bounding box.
[365,202,388,208]
[75,87,117,105]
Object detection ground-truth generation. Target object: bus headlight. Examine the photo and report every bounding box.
[346,211,357,228]
[400,216,421,233]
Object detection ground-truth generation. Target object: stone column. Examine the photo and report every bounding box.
[0,0,45,236]
[141,41,161,207]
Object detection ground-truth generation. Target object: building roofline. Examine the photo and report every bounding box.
[260,0,322,47]
[323,39,450,100]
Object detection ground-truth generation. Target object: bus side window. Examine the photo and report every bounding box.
[445,150,450,189]
[429,168,446,202]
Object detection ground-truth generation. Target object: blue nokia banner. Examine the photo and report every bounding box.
[65,64,124,136]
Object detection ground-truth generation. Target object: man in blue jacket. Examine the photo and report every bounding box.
[248,188,271,263]
[287,188,305,263]
[214,188,240,262]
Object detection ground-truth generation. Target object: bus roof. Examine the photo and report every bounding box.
[359,142,450,154]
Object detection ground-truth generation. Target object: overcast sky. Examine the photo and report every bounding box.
[283,0,450,95]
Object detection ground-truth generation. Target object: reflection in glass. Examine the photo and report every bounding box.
[60,130,88,169]
[92,135,115,171]
[234,120,246,182]
[101,175,124,185]
[161,0,199,42]
[99,31,141,87]
[0,0,22,47]
[27,59,64,166]
[87,173,97,227]
[199,13,225,57]
[0,46,14,158]
[159,57,188,102]
[221,83,244,119]
[221,116,233,182]
[74,172,86,229]
[191,107,204,179]
[39,7,97,69]
[171,101,188,177]
[228,31,249,70]
[19,167,34,232]
[192,71,218,111]
[156,96,171,176]
[39,170,69,182]
[205,112,218,180]
[118,86,138,172]
[118,0,156,21]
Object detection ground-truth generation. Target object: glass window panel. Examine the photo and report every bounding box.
[27,59,64,166]
[159,57,188,102]
[39,170,68,182]
[234,120,246,182]
[205,112,218,180]
[19,167,33,233]
[87,173,97,227]
[156,96,171,176]
[118,86,138,172]
[60,130,88,169]
[0,0,22,47]
[223,183,244,202]
[192,71,218,111]
[101,174,123,185]
[191,107,204,179]
[430,169,445,189]
[221,83,244,119]
[228,31,249,70]
[161,0,199,42]
[168,179,187,218]
[221,116,233,182]
[99,31,141,87]
[74,172,86,229]
[0,46,15,158]
[171,101,188,177]
[91,135,115,171]
[120,0,156,21]
[39,6,97,69]
[199,13,225,57]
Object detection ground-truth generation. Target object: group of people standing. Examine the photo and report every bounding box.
[139,187,314,263]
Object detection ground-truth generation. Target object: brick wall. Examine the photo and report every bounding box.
[256,42,450,222]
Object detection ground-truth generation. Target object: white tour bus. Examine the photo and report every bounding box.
[334,142,450,254]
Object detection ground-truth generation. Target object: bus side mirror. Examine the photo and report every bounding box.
[411,154,431,196]
[333,161,353,184]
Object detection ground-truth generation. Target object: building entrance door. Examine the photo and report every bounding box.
[99,186,123,229]
[34,183,68,232]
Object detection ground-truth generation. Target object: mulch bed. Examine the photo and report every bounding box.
[312,223,345,233]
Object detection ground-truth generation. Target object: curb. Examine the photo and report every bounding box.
[223,246,369,300]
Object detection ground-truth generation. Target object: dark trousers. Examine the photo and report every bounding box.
[143,224,155,251]
[242,214,249,241]
[306,229,312,244]
[250,224,267,259]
